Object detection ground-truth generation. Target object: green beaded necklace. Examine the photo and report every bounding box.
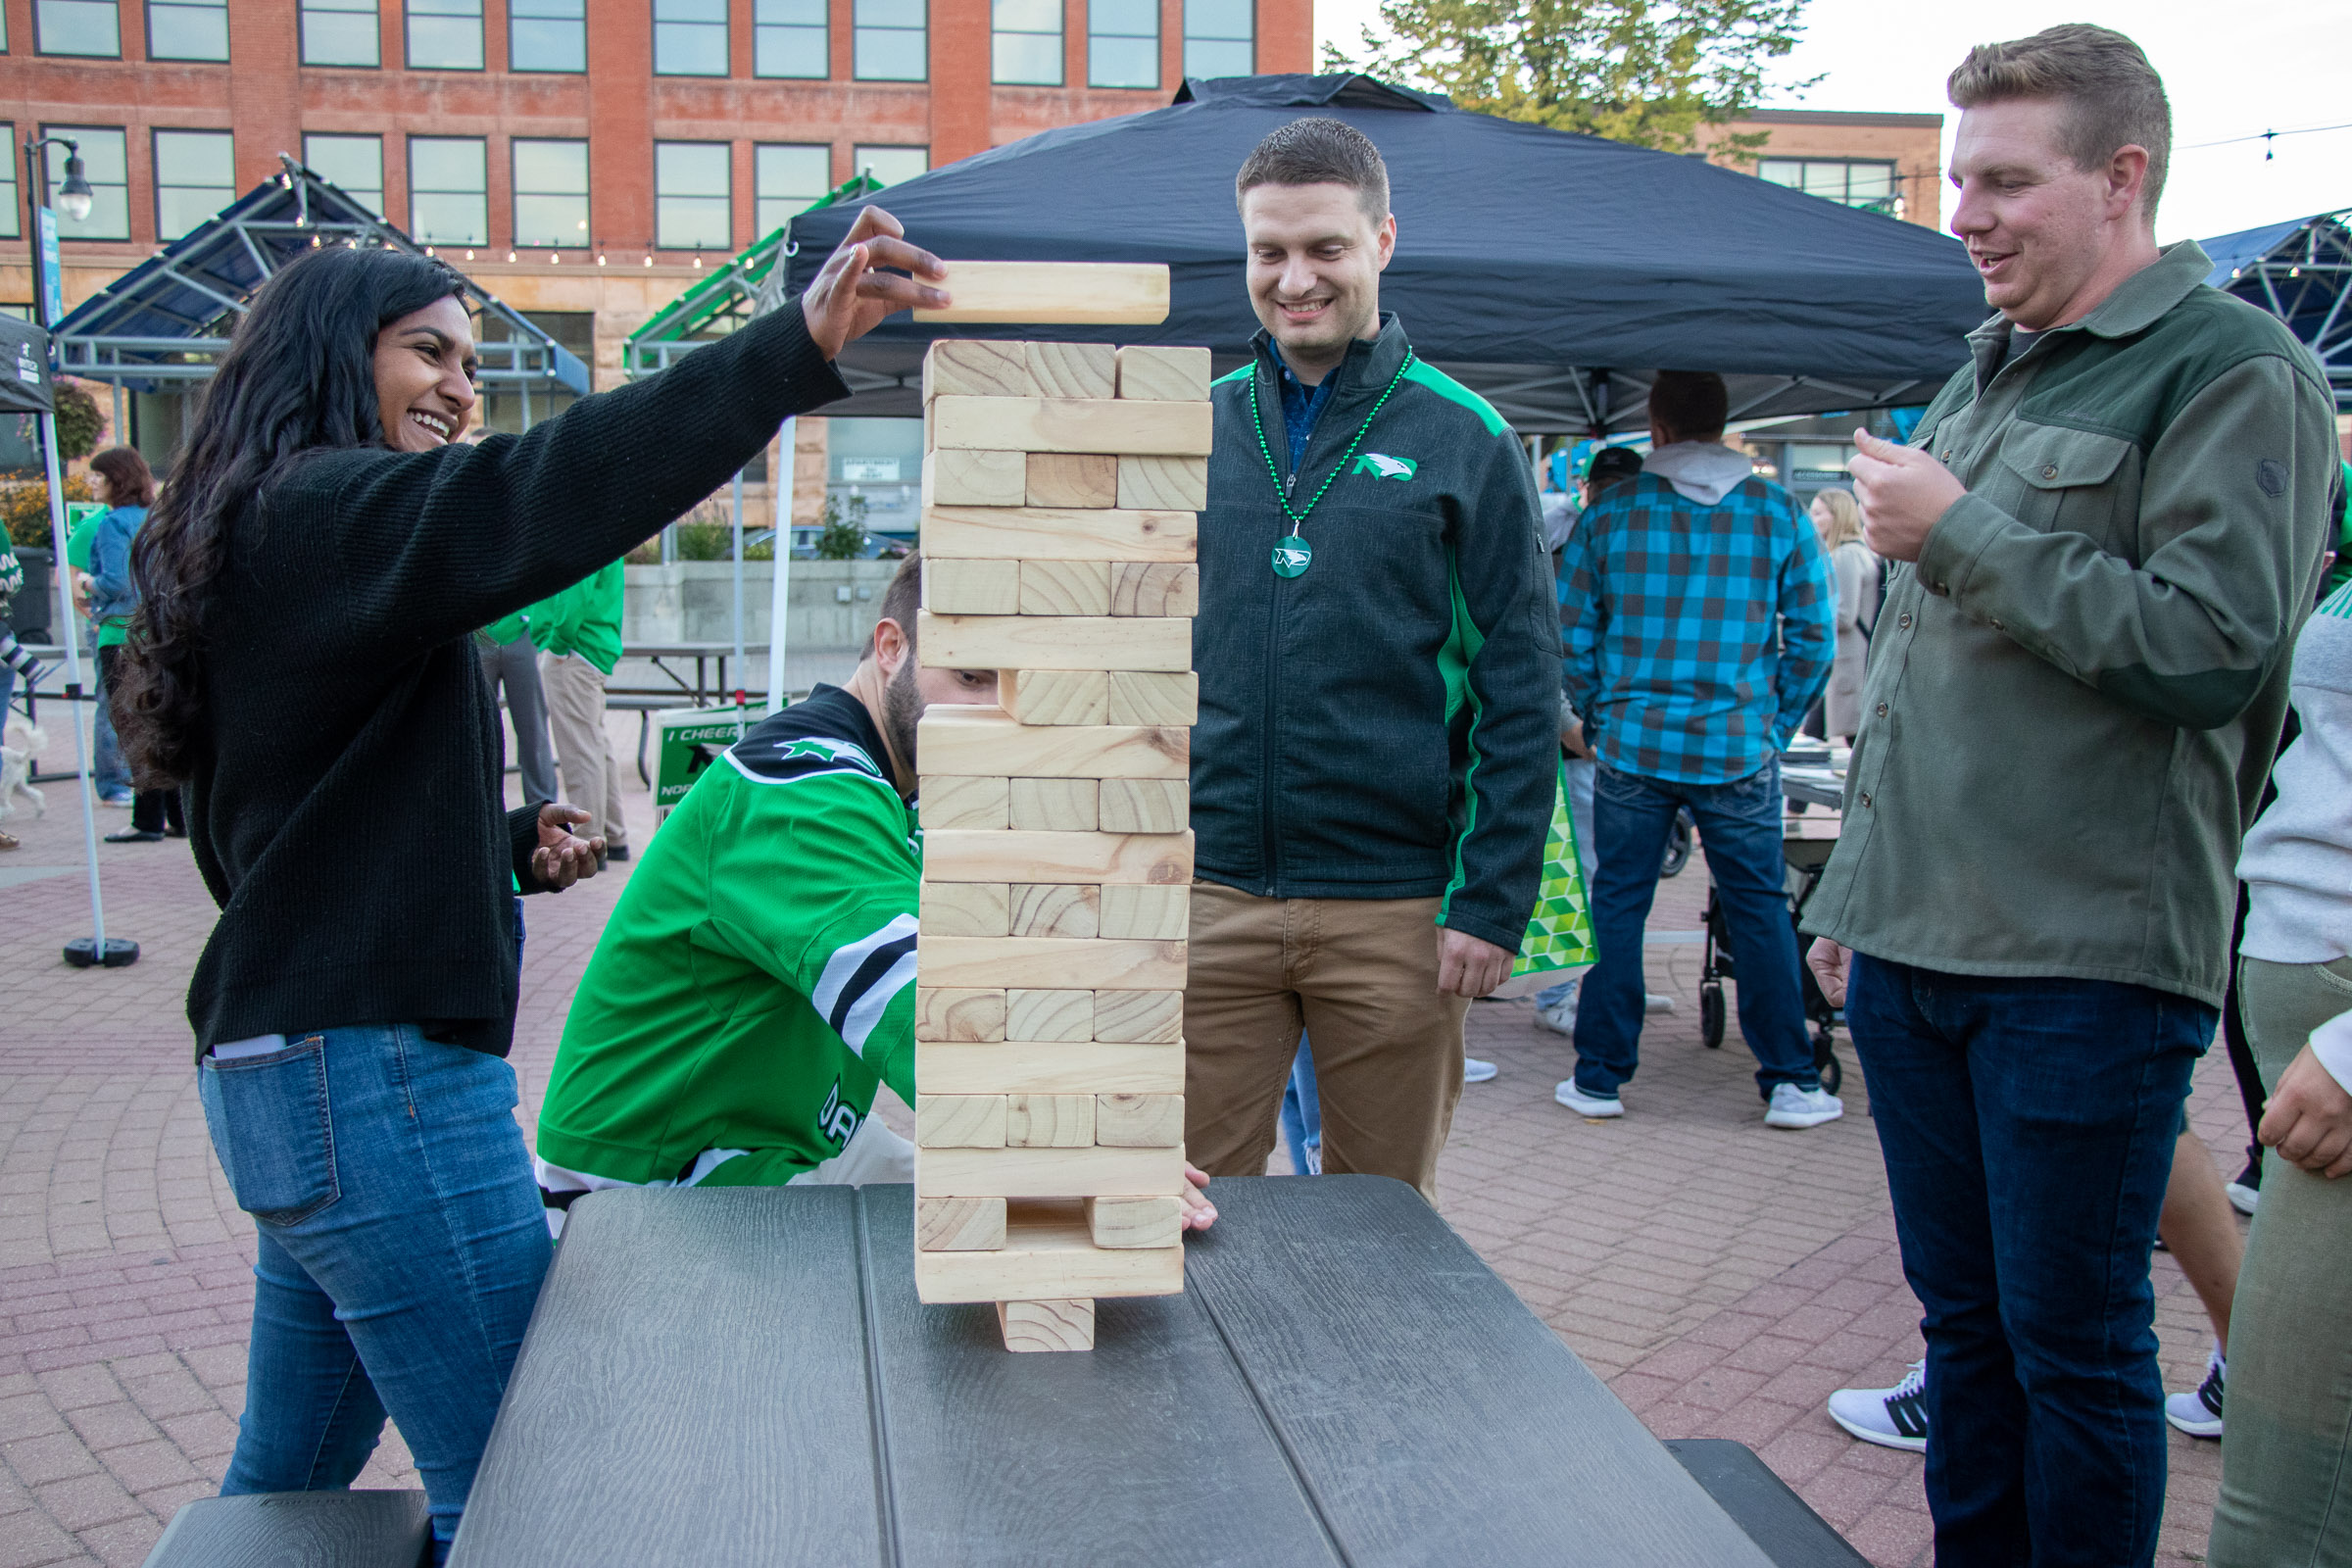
[1249,349,1416,578]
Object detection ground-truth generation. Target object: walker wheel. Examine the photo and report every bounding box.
[1699,984,1726,1049]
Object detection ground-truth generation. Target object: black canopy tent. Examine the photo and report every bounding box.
[776,74,1989,434]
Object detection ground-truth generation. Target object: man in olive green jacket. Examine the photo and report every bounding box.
[1802,26,2334,1566]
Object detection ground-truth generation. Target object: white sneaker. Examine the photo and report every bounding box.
[2226,1174,2259,1216]
[1554,1079,1623,1117]
[2165,1345,2225,1439]
[1765,1083,1844,1129]
[1644,994,1676,1014]
[1534,982,1579,1035]
[1463,1055,1497,1084]
[1828,1360,1928,1452]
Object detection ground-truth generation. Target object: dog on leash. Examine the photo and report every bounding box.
[0,720,47,821]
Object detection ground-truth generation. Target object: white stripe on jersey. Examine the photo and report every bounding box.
[812,911,919,1061]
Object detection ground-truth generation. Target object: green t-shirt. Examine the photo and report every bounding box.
[66,507,130,648]
[526,559,625,674]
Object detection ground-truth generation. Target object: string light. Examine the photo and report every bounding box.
[507,250,515,263]
[597,253,608,266]
[424,245,435,256]
[548,253,559,264]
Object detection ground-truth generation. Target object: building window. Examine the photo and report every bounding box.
[304,133,384,217]
[35,0,119,55]
[0,127,19,240]
[1087,0,1153,88]
[513,138,588,248]
[655,141,729,250]
[991,0,1056,83]
[153,128,234,241]
[410,136,488,246]
[1181,0,1248,76]
[147,0,226,58]
[301,0,379,64]
[852,144,925,187]
[1758,158,1899,214]
[508,0,582,70]
[407,0,482,67]
[753,0,822,76]
[653,0,725,74]
[476,310,590,433]
[41,127,128,239]
[755,143,829,233]
[852,0,921,79]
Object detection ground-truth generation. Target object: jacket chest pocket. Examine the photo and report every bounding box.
[1991,423,2139,552]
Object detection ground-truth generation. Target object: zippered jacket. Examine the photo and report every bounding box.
[1193,316,1561,953]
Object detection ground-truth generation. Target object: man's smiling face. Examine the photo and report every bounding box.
[1241,182,1396,380]
[1948,96,2145,330]
[372,294,479,451]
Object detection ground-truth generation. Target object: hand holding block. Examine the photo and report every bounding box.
[931,397,1212,458]
[997,1298,1096,1352]
[912,262,1170,325]
[1115,345,1212,402]
[918,611,1192,673]
[917,1196,1007,1251]
[922,340,1034,401]
[922,505,1196,564]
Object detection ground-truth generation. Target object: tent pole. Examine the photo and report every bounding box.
[43,407,129,967]
[765,417,794,714]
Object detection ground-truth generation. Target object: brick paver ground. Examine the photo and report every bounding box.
[0,710,2244,1565]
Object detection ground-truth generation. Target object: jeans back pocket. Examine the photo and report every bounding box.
[198,1037,341,1227]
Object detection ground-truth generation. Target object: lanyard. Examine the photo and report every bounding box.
[1247,349,1414,578]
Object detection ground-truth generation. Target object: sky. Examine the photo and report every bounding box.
[1310,0,2352,245]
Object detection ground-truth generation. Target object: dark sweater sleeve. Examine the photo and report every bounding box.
[285,302,846,662]
[510,804,548,895]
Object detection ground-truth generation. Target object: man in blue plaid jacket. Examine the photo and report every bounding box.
[1556,371,1840,1128]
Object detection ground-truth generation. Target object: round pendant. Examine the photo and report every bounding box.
[1271,534,1312,578]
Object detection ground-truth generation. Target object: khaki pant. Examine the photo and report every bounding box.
[1183,882,1470,1202]
[538,652,628,851]
[2210,953,2352,1568]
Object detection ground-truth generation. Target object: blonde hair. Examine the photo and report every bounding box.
[1811,487,1864,550]
[1947,24,2171,220]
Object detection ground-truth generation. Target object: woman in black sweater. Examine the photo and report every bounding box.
[114,212,942,1560]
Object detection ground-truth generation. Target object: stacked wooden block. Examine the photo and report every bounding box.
[911,335,1210,1352]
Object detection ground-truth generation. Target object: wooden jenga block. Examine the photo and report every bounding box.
[1008,882,1100,939]
[913,261,1170,326]
[917,1040,1184,1096]
[917,1094,1008,1149]
[1094,1094,1183,1148]
[1117,455,1208,512]
[916,1144,1185,1199]
[917,1196,1007,1251]
[922,504,1195,563]
[1108,562,1200,617]
[920,773,1009,830]
[1098,883,1189,941]
[1086,1196,1183,1250]
[918,707,1187,779]
[921,339,1034,400]
[1092,989,1183,1043]
[1024,453,1118,509]
[1115,345,1211,402]
[920,937,1186,992]
[922,558,1023,615]
[914,1201,1180,1299]
[921,881,1009,938]
[915,987,1006,1042]
[1007,777,1098,831]
[1005,988,1093,1041]
[997,1298,1096,1352]
[1019,560,1114,616]
[1006,1094,1094,1148]
[918,612,1192,673]
[924,829,1193,885]
[930,397,1212,457]
[1103,670,1199,726]
[997,668,1109,726]
[923,449,1028,508]
[1098,778,1187,834]
[1024,341,1116,400]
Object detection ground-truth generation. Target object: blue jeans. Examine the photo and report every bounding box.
[1846,955,2213,1567]
[199,1026,552,1561]
[1279,1037,1321,1174]
[90,654,129,799]
[1572,758,1815,1098]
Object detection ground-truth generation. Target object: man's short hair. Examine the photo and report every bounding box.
[1235,117,1390,224]
[1647,372,1729,443]
[1947,24,2172,220]
[877,550,921,651]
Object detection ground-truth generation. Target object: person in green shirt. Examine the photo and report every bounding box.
[73,449,152,815]
[531,557,629,860]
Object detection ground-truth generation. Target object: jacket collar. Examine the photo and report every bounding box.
[1964,239,2215,385]
[1249,312,1413,402]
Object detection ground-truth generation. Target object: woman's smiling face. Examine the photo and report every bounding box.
[372,295,478,452]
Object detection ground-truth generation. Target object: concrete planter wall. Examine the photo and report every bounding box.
[622,559,902,649]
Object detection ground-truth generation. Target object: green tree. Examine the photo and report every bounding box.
[51,382,105,462]
[813,492,868,561]
[1324,0,1817,162]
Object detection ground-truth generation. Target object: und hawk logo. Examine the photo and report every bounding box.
[1353,452,1417,481]
[733,733,885,784]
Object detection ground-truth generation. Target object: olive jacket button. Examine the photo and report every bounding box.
[2041,464,2059,479]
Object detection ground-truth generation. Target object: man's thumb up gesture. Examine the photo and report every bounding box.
[1848,428,1966,564]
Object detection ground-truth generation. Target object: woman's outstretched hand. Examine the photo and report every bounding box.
[530,802,604,891]
[800,207,949,361]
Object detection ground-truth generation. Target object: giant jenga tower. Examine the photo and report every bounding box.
[908,263,1208,1353]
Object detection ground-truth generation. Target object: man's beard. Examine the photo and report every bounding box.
[882,655,921,781]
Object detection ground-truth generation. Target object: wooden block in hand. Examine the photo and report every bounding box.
[930,397,1211,458]
[1005,988,1093,1042]
[1024,341,1115,400]
[998,668,1108,726]
[922,936,1186,991]
[1006,1094,1094,1148]
[1098,883,1189,941]
[997,1298,1096,1352]
[1094,1093,1183,1147]
[1092,989,1183,1043]
[1007,882,1100,938]
[1086,1195,1183,1249]
[919,773,1009,830]
[1118,455,1208,512]
[921,881,1008,938]
[1024,453,1118,510]
[918,705,1187,779]
[921,504,1196,563]
[1007,777,1098,832]
[915,987,1006,1042]
[924,828,1194,886]
[923,449,1027,508]
[1097,777,1186,834]
[917,611,1192,673]
[915,1144,1184,1198]
[922,339,1034,400]
[917,1196,1007,1251]
[917,1094,1007,1149]
[1103,670,1199,726]
[1115,345,1211,402]
[1108,562,1200,617]
[913,261,1170,326]
[917,1039,1183,1096]
[922,558,1022,615]
[1019,559,1113,616]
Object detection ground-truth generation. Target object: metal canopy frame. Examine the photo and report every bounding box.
[2205,208,2352,413]
[53,155,591,395]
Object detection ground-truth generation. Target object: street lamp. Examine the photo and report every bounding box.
[23,136,95,278]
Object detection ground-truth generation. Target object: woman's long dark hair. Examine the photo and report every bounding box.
[116,245,465,787]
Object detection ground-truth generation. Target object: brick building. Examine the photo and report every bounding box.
[1726,108,1946,233]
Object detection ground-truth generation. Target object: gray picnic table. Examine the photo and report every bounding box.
[449,1176,1863,1568]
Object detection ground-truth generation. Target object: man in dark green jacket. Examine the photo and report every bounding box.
[1184,118,1559,1201]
